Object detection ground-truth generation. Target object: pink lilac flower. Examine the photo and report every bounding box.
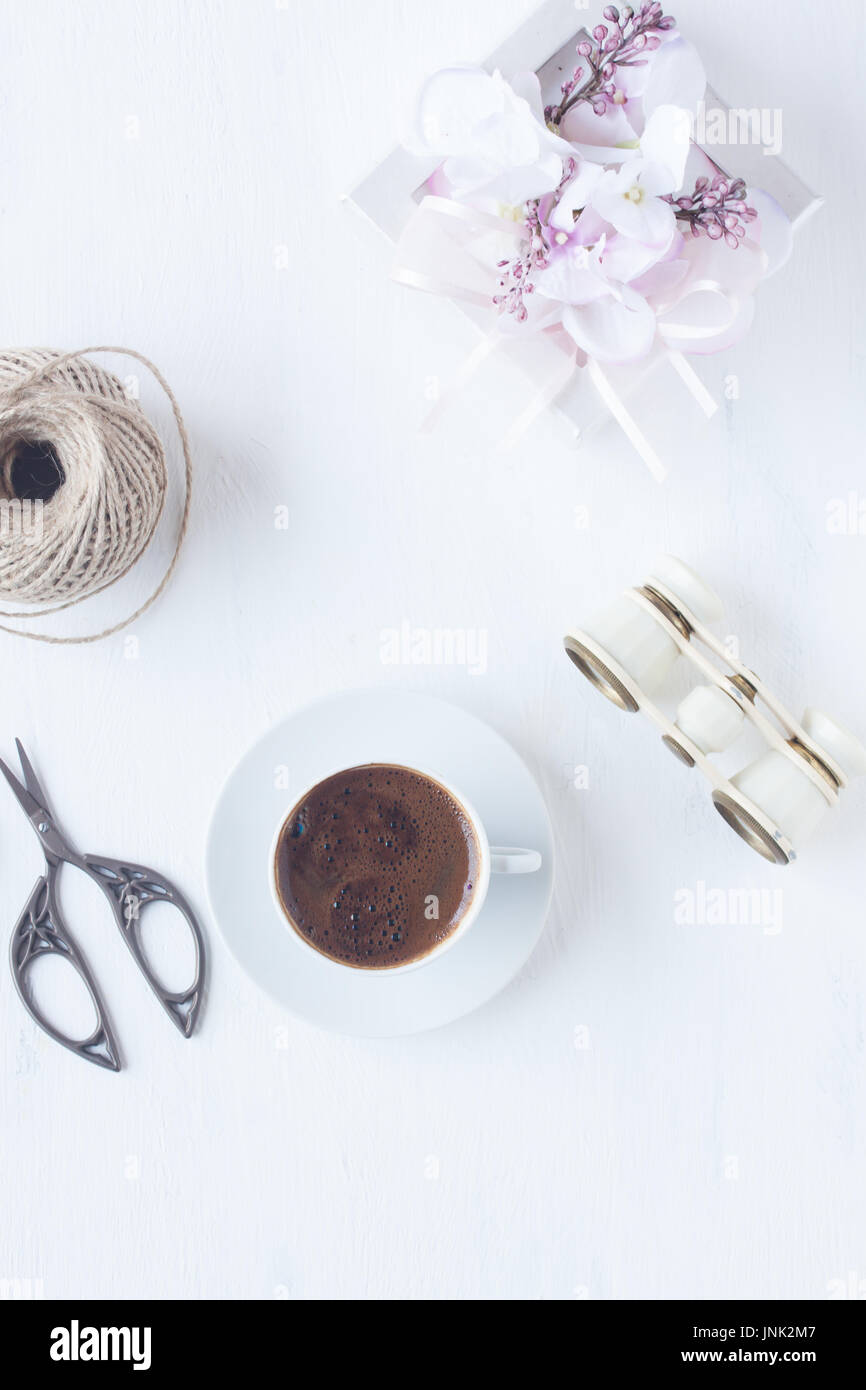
[667,174,758,249]
[545,3,677,127]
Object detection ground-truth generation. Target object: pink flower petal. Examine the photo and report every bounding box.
[559,101,640,161]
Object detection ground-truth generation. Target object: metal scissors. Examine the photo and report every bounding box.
[1,739,205,1072]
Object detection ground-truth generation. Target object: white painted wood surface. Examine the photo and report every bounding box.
[1,0,864,1301]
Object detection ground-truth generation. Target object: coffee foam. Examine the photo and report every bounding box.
[274,764,480,968]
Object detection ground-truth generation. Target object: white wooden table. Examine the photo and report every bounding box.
[1,0,864,1301]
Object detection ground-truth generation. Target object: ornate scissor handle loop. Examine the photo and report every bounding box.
[9,875,121,1071]
[83,856,206,1038]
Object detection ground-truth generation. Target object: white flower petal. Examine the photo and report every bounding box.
[643,38,706,119]
[470,110,543,171]
[507,69,550,124]
[592,167,676,245]
[599,232,672,284]
[678,232,767,298]
[413,67,568,204]
[415,68,503,153]
[550,162,605,230]
[631,257,690,301]
[632,193,675,246]
[535,250,609,307]
[474,155,564,205]
[562,285,657,363]
[443,154,497,194]
[640,106,692,191]
[492,68,574,157]
[449,165,561,207]
[615,62,652,101]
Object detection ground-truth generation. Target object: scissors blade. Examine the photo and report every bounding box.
[14,738,52,811]
[0,754,43,820]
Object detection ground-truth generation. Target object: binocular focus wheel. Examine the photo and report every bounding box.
[711,790,791,866]
[564,638,639,714]
[662,734,696,768]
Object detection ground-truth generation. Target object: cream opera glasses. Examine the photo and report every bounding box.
[564,556,866,864]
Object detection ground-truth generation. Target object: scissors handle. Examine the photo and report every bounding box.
[82,855,205,1038]
[9,873,121,1071]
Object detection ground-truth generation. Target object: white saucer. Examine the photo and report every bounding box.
[205,690,554,1037]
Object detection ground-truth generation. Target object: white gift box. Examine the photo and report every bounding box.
[346,0,821,474]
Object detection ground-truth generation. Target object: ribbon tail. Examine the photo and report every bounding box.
[420,330,502,435]
[666,350,718,419]
[496,350,579,453]
[391,267,494,309]
[586,359,668,484]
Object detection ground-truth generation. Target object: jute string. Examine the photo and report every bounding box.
[0,347,192,645]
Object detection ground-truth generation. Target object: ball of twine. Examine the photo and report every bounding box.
[0,346,192,644]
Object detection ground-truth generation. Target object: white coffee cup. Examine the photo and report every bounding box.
[269,762,541,974]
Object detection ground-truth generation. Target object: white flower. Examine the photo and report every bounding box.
[590,161,676,245]
[588,106,691,246]
[413,67,572,207]
[534,233,658,364]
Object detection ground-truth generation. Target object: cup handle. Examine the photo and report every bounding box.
[490,846,542,875]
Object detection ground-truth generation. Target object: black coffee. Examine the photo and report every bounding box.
[274,764,481,968]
